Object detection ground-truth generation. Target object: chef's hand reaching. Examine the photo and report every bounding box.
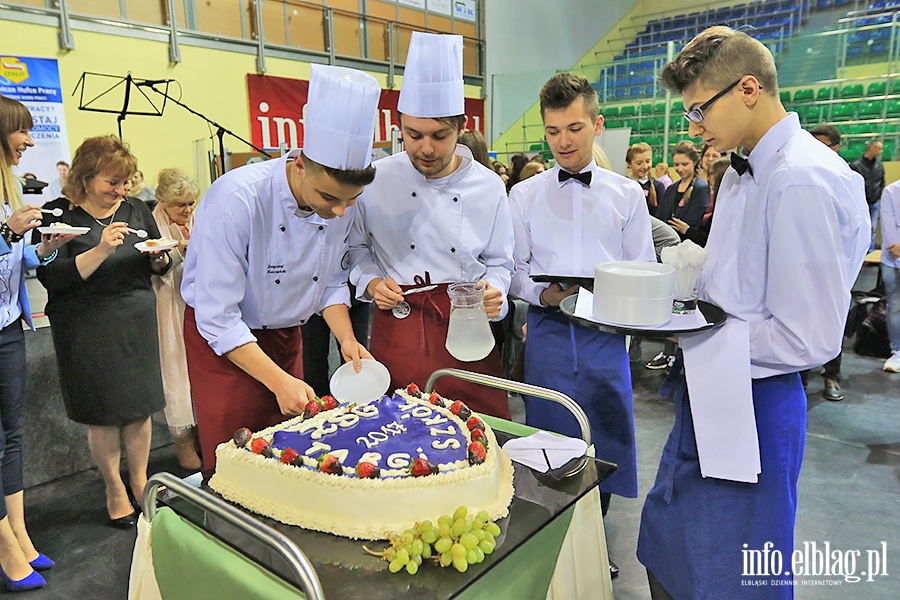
[479,280,503,319]
[368,277,405,310]
[271,375,317,416]
[539,282,579,307]
[339,337,374,372]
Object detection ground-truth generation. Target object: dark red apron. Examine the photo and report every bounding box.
[369,282,511,420]
[183,306,303,471]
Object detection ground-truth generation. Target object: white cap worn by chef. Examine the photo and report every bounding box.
[304,64,381,170]
[397,32,464,118]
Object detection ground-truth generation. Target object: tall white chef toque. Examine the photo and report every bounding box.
[303,64,381,170]
[397,32,465,118]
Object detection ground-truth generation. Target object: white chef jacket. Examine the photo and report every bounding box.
[699,113,870,378]
[881,180,900,269]
[181,150,353,356]
[509,161,656,306]
[349,145,514,319]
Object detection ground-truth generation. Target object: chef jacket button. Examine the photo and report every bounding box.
[280,226,286,232]
[318,225,324,231]
[410,244,415,249]
[313,276,319,281]
[300,320,305,325]
[411,192,417,197]
[453,197,458,202]
[275,279,281,284]
[450,247,456,253]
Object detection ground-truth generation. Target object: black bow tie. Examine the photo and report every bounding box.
[730,153,753,177]
[558,170,592,186]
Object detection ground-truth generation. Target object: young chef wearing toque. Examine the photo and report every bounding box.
[348,32,515,418]
[508,72,655,577]
[181,65,381,471]
[636,28,869,599]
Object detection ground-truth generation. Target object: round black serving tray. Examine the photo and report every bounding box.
[559,295,727,338]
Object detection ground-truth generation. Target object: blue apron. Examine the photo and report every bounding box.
[637,366,806,599]
[522,305,638,498]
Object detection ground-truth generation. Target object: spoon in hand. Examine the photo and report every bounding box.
[125,227,148,239]
[41,208,63,217]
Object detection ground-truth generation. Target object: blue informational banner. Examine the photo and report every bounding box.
[0,55,71,203]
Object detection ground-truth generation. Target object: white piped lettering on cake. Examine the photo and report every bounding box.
[303,441,331,457]
[352,404,379,418]
[328,411,360,429]
[423,414,448,426]
[432,437,461,450]
[387,453,412,468]
[411,406,433,419]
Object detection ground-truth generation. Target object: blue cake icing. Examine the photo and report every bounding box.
[271,392,468,473]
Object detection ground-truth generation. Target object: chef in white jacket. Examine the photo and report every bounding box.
[349,32,514,418]
[181,65,381,471]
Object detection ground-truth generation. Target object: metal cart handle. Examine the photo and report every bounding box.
[143,472,325,600]
[424,368,591,448]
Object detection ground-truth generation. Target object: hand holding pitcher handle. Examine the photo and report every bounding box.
[478,279,503,319]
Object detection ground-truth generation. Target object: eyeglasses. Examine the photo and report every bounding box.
[683,78,747,124]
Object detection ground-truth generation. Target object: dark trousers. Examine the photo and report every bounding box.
[800,351,842,386]
[0,318,26,519]
[301,296,372,397]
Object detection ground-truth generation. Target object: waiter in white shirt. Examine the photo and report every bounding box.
[509,73,655,533]
[181,65,381,471]
[349,32,515,418]
[636,28,869,600]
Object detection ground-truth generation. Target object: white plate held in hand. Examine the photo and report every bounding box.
[37,226,90,235]
[135,239,178,252]
[329,359,391,404]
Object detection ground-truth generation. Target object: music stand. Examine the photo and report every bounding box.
[73,72,167,139]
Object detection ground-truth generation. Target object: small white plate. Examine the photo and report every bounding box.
[329,359,391,404]
[135,239,178,252]
[37,226,90,235]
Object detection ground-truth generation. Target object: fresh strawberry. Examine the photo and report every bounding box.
[321,395,339,411]
[428,392,446,408]
[250,438,269,454]
[317,453,343,475]
[355,461,381,479]
[466,417,485,432]
[303,400,321,419]
[470,428,487,444]
[467,441,487,465]
[233,428,252,448]
[409,457,439,477]
[406,383,422,398]
[280,447,300,465]
[450,400,472,421]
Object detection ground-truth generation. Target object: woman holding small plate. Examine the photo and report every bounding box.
[37,135,170,530]
[0,95,77,591]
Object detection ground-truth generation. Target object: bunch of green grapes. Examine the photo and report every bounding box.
[367,506,502,575]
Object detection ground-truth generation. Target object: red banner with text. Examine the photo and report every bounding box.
[247,74,484,150]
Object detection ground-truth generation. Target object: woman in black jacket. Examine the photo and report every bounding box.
[655,141,710,239]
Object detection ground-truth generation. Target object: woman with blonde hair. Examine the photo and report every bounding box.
[517,161,545,182]
[0,96,76,591]
[151,168,201,470]
[626,142,665,212]
[37,135,171,529]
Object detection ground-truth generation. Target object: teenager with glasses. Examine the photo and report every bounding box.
[636,27,869,599]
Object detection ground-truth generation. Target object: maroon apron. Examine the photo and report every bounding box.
[369,282,511,420]
[183,306,303,471]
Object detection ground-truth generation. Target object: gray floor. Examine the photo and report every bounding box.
[15,271,900,599]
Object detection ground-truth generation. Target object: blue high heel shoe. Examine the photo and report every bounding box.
[29,553,54,571]
[0,565,47,592]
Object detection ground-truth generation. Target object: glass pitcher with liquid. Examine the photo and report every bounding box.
[445,281,495,362]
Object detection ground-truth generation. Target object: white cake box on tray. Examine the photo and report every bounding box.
[593,261,675,327]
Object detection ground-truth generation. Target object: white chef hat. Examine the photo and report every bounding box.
[397,32,465,118]
[303,64,381,170]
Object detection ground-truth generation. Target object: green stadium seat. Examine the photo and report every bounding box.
[846,123,870,136]
[796,105,821,124]
[672,100,684,112]
[638,118,656,133]
[883,140,896,160]
[643,135,663,148]
[838,148,854,161]
[653,102,667,114]
[604,106,620,118]
[793,88,814,102]
[846,142,867,158]
[858,101,884,119]
[840,84,864,99]
[780,91,791,103]
[867,81,887,96]
[816,86,837,101]
[887,99,900,117]
[831,103,856,121]
[639,102,653,115]
[620,105,637,117]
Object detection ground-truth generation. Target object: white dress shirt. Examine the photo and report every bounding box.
[700,113,870,378]
[881,180,900,269]
[182,150,352,356]
[509,162,656,306]
[349,145,514,319]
